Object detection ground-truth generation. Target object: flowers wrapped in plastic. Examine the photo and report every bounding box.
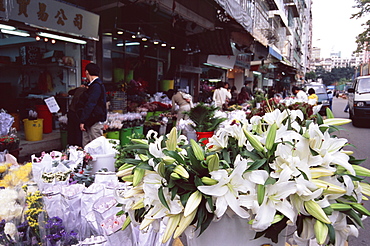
[114,107,369,246]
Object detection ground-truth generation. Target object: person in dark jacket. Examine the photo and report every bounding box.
[79,63,107,146]
[67,85,87,146]
[237,87,250,104]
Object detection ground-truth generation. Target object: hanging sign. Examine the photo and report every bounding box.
[44,96,60,113]
[0,0,99,40]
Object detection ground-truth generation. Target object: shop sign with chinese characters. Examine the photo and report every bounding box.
[0,0,99,40]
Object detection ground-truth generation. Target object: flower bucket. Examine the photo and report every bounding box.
[23,119,43,141]
[196,131,214,145]
[106,130,120,140]
[186,215,286,246]
[133,126,143,137]
[60,130,68,149]
[36,104,52,133]
[90,153,116,174]
[120,128,133,146]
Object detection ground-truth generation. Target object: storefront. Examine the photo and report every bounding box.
[0,0,99,121]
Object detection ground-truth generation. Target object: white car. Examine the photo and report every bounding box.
[348,75,370,126]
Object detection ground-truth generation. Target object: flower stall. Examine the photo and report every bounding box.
[113,107,369,246]
[0,101,370,246]
[0,110,20,159]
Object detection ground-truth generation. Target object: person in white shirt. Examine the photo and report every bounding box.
[292,86,308,102]
[213,82,231,109]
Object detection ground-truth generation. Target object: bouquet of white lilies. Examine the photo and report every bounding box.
[115,107,370,246]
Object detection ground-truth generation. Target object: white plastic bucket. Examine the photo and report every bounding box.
[91,153,116,174]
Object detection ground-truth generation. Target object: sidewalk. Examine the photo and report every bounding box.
[17,130,62,163]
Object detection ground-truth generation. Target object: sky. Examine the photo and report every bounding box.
[312,0,367,58]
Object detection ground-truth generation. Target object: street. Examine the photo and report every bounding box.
[332,97,370,246]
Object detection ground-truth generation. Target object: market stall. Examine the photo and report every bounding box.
[1,96,370,246]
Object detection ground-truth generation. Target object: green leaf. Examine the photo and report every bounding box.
[240,149,261,161]
[327,224,336,245]
[298,169,309,181]
[116,210,125,216]
[180,192,191,207]
[264,177,277,185]
[167,179,176,189]
[349,156,366,165]
[119,158,142,165]
[343,173,364,182]
[305,120,313,128]
[158,187,170,211]
[344,209,364,228]
[221,149,231,164]
[316,113,323,125]
[198,205,214,236]
[194,176,203,187]
[255,217,289,243]
[247,158,267,171]
[137,162,154,170]
[164,150,185,165]
[322,206,333,215]
[309,147,320,156]
[171,186,178,200]
[123,144,149,151]
[205,196,215,212]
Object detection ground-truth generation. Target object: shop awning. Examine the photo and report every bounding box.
[194,29,233,55]
[205,55,237,69]
[269,46,282,60]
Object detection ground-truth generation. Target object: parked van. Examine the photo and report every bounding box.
[348,75,370,126]
[304,82,330,115]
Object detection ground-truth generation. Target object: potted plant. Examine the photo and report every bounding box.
[185,103,226,144]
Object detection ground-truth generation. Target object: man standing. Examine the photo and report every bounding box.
[292,86,308,102]
[213,82,231,109]
[79,63,107,146]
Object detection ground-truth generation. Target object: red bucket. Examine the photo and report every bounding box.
[36,105,52,133]
[196,131,214,146]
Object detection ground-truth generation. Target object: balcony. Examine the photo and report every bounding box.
[285,0,299,17]
[265,0,279,10]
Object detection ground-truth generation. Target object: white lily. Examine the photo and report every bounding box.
[223,122,247,147]
[206,130,229,151]
[197,155,251,219]
[292,217,315,246]
[263,108,289,127]
[249,115,263,134]
[239,170,269,212]
[330,211,359,246]
[141,173,183,217]
[146,129,159,139]
[149,135,165,158]
[252,180,297,231]
[308,124,355,175]
[289,109,304,122]
[290,177,323,215]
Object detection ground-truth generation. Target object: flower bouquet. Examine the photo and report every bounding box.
[114,107,370,246]
[58,115,68,131]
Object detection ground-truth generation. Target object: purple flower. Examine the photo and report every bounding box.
[45,217,66,245]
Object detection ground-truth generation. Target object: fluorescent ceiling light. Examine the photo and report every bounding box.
[37,32,87,44]
[0,24,16,30]
[125,42,140,46]
[1,29,30,37]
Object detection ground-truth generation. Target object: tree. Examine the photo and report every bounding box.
[315,66,355,85]
[352,0,370,53]
[305,71,317,81]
